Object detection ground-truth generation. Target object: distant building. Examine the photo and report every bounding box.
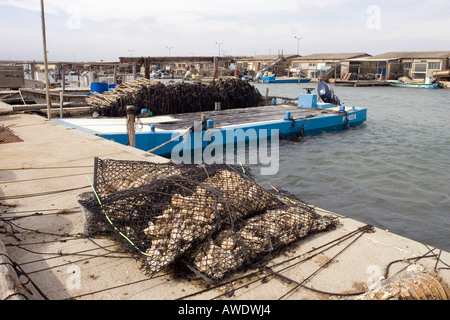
[236,54,299,76]
[344,51,450,81]
[289,53,371,80]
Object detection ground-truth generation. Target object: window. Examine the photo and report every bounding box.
[309,63,316,67]
[428,62,441,70]
[413,63,427,72]
[292,62,299,67]
[413,73,426,80]
[403,62,412,69]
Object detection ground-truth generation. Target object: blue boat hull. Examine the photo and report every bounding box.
[98,108,366,157]
[388,81,439,89]
[263,77,311,84]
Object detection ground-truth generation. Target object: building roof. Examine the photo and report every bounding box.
[294,53,370,60]
[246,54,299,61]
[370,51,450,60]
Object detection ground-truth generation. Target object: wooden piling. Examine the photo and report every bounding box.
[126,105,136,147]
[59,91,64,119]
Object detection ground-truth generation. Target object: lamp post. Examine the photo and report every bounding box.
[294,36,303,56]
[166,46,173,57]
[128,49,135,57]
[215,42,223,57]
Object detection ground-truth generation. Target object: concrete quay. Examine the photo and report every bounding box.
[0,113,449,301]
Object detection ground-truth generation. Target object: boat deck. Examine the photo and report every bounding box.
[56,104,344,135]
[55,103,366,156]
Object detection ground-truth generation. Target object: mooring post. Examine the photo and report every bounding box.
[59,91,63,119]
[126,105,136,147]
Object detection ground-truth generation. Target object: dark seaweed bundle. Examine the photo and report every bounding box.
[85,78,263,117]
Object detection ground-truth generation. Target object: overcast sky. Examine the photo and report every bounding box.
[1,0,449,62]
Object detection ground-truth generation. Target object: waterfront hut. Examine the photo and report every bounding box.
[344,51,450,82]
[289,53,371,81]
[368,51,450,82]
[236,54,299,77]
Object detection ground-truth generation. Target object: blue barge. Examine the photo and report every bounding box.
[263,76,312,84]
[55,91,367,158]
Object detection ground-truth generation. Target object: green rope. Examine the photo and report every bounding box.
[86,175,152,257]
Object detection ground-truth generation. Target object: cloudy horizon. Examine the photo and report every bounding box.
[1,0,449,62]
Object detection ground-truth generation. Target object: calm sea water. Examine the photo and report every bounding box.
[250,82,450,252]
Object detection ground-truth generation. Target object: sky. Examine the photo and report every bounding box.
[0,0,449,62]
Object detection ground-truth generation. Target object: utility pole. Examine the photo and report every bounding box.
[40,0,52,120]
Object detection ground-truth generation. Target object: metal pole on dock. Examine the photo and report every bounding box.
[40,0,52,120]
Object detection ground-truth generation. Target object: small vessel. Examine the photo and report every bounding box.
[387,77,444,89]
[387,81,441,89]
[263,76,311,84]
[19,88,90,104]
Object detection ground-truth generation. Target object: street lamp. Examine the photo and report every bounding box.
[166,46,173,57]
[215,42,223,57]
[128,49,135,57]
[294,36,303,56]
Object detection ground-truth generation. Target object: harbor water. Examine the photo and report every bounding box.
[250,82,450,252]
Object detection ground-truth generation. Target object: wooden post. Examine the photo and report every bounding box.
[144,58,150,80]
[132,64,137,80]
[126,105,136,147]
[30,63,35,80]
[61,66,66,93]
[59,91,63,119]
[40,0,52,120]
[265,87,269,105]
[213,57,218,80]
[386,62,391,80]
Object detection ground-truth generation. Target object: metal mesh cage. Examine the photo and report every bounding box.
[78,158,338,281]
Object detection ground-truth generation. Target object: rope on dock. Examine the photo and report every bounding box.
[2,207,449,300]
[0,185,90,201]
[147,124,195,154]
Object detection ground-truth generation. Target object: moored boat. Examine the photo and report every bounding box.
[19,88,91,104]
[263,76,311,84]
[387,79,444,89]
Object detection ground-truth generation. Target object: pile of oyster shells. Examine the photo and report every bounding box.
[191,206,336,281]
[143,169,280,274]
[80,159,338,282]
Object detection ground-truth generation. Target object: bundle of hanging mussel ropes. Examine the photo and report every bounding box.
[85,78,264,117]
